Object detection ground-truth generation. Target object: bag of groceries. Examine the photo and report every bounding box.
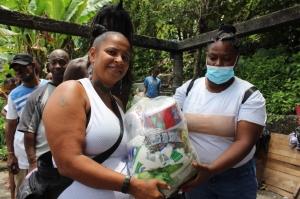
[124,96,200,196]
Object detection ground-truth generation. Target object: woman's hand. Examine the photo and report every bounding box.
[128,178,170,199]
[179,162,214,193]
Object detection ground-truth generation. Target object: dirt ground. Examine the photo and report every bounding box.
[0,168,285,199]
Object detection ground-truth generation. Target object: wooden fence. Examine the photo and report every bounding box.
[258,133,300,199]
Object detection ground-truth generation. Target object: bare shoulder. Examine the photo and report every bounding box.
[50,80,88,107]
[64,56,89,81]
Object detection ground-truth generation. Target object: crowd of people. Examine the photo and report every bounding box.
[0,1,266,199]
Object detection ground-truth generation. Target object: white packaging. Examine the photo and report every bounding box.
[125,96,200,196]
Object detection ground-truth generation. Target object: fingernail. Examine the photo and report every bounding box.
[168,186,171,190]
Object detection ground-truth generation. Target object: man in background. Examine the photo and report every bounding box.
[5,53,47,196]
[18,49,69,172]
[144,67,161,98]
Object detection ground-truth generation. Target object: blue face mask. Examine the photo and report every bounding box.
[205,57,237,84]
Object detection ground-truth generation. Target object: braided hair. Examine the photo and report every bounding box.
[208,24,240,52]
[89,0,134,86]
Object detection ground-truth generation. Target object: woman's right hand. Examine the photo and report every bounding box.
[128,178,170,199]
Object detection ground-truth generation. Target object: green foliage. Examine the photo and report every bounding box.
[236,46,300,123]
[0,97,6,154]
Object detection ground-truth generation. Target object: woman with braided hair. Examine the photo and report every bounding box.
[64,0,134,109]
[173,24,267,199]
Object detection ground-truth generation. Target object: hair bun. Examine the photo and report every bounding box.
[5,74,12,78]
[91,24,107,38]
[219,24,236,34]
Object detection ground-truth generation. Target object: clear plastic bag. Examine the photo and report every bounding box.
[124,96,200,196]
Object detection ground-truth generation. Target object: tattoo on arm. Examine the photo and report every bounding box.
[57,95,70,107]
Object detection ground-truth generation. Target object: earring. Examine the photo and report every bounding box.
[119,79,122,94]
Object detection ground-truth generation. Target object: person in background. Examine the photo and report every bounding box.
[144,67,161,98]
[5,53,47,197]
[46,72,52,80]
[0,74,17,199]
[42,31,169,199]
[18,49,69,173]
[173,24,267,199]
[0,75,16,106]
[63,1,134,108]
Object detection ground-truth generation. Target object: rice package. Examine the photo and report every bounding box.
[125,96,200,196]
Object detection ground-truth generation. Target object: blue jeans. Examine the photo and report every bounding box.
[185,158,257,199]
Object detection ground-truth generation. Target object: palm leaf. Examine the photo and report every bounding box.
[77,1,104,24]
[29,0,47,16]
[0,46,17,53]
[46,0,68,20]
[0,5,10,10]
[0,0,18,10]
[0,28,20,38]
[63,0,83,21]
[69,0,88,23]
[0,52,13,62]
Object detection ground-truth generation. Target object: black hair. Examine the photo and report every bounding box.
[90,2,134,48]
[4,75,15,85]
[208,24,240,52]
[92,31,129,49]
[89,1,134,87]
[153,67,160,74]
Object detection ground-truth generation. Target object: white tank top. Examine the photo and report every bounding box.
[58,78,133,199]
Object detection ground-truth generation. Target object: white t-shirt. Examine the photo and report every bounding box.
[6,80,47,169]
[3,104,8,112]
[173,77,266,168]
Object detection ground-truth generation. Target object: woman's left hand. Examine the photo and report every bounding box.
[178,162,214,193]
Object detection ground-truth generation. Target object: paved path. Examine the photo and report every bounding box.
[0,167,284,199]
[0,171,10,199]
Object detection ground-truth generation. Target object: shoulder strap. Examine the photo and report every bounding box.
[242,86,258,104]
[186,78,197,97]
[92,94,124,164]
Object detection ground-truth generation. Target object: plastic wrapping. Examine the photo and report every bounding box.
[125,96,200,196]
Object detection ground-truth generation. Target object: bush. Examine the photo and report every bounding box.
[236,46,300,123]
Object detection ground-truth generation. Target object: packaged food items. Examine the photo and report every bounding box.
[125,96,200,196]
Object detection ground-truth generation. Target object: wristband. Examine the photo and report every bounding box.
[121,175,131,194]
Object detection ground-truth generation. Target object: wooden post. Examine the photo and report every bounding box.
[171,51,183,93]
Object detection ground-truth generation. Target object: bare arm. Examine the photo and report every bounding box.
[144,86,147,96]
[0,90,8,103]
[24,133,37,172]
[43,81,168,199]
[5,119,19,174]
[1,109,6,117]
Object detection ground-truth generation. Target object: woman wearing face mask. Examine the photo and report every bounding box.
[173,24,266,199]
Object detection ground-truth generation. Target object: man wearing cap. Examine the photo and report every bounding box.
[18,49,69,173]
[5,53,47,195]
